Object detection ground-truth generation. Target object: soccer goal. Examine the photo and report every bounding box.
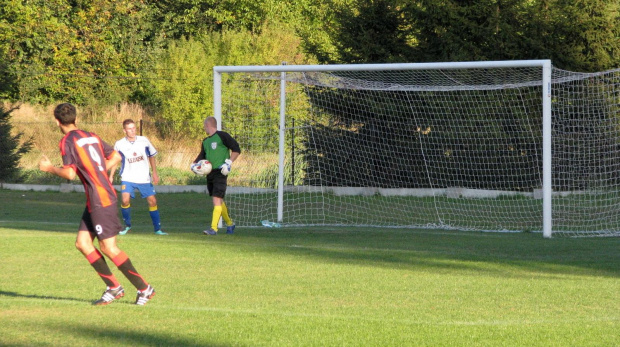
[213,60,620,238]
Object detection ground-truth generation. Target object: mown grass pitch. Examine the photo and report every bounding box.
[0,189,618,346]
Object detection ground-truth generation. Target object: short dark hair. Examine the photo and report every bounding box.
[122,119,135,128]
[53,103,77,125]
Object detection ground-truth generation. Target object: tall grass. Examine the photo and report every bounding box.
[8,102,191,169]
[6,102,262,185]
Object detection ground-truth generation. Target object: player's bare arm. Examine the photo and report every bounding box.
[39,154,76,180]
[108,161,119,184]
[105,151,122,184]
[105,151,122,173]
[148,156,160,185]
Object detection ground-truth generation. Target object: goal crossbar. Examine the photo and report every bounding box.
[214,60,554,236]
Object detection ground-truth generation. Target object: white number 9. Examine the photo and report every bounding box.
[88,145,104,171]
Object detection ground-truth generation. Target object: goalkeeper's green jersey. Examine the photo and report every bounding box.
[195,131,241,168]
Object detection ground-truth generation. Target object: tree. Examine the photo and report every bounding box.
[538,0,620,72]
[408,0,620,71]
[313,0,619,71]
[0,105,32,182]
[0,0,155,104]
[145,0,298,38]
[410,0,532,62]
[330,0,416,64]
[141,23,312,138]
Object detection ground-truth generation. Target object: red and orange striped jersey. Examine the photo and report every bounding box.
[59,130,118,211]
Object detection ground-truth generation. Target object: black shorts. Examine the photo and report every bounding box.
[206,169,228,198]
[79,205,123,241]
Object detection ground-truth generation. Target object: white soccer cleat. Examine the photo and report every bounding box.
[135,285,155,305]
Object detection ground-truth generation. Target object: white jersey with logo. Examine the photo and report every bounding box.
[114,136,158,184]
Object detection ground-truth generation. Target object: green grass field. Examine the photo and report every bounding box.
[1,189,619,346]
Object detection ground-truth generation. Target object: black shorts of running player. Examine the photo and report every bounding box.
[206,169,228,199]
[79,205,123,241]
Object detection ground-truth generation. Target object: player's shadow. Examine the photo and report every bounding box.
[0,290,91,304]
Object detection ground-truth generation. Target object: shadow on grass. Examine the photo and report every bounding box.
[59,325,226,347]
[225,228,620,279]
[0,290,91,304]
[3,222,620,279]
[2,189,619,278]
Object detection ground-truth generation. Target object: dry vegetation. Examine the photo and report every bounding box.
[6,102,269,186]
[8,102,192,169]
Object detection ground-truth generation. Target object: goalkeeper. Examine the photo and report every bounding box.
[191,116,241,235]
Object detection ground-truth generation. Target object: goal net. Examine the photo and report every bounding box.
[214,61,620,237]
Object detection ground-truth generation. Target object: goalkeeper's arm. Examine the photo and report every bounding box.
[192,143,206,163]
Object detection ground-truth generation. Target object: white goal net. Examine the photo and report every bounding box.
[214,61,620,237]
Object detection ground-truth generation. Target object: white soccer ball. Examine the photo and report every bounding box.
[192,159,212,175]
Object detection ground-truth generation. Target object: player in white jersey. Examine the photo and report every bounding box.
[109,119,167,235]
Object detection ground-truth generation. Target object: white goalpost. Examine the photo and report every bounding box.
[214,60,620,238]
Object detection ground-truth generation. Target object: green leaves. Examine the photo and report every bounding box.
[314,0,619,71]
[0,0,618,111]
[141,24,311,139]
[0,104,32,182]
[0,0,152,104]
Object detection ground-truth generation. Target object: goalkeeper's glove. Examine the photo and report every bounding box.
[220,159,232,176]
[190,162,200,175]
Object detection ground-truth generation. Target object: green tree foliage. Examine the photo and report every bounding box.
[146,0,300,38]
[143,37,212,138]
[328,0,416,64]
[142,23,312,139]
[302,0,619,188]
[414,0,620,71]
[0,0,154,104]
[313,0,619,71]
[281,0,349,64]
[143,0,345,64]
[0,104,32,182]
[410,0,533,62]
[1,0,617,109]
[538,0,620,72]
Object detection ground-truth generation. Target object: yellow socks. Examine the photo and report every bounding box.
[221,202,233,226]
[211,205,222,231]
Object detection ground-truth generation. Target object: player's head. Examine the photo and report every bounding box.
[122,119,137,140]
[53,103,77,125]
[204,116,217,136]
[122,119,135,128]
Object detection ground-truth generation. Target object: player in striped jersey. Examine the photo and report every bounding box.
[38,103,156,306]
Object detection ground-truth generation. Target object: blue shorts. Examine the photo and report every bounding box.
[121,181,156,199]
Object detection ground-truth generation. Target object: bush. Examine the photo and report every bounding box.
[140,23,313,140]
[0,105,32,182]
